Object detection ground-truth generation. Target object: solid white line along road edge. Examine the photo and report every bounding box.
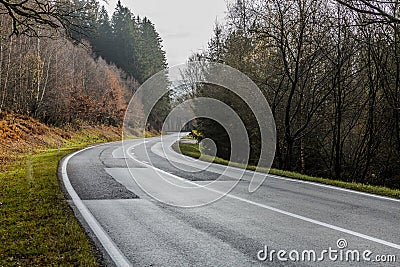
[128,143,400,251]
[156,140,400,204]
[61,144,132,267]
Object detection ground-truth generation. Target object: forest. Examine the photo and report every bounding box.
[2,0,400,190]
[0,0,167,127]
[193,0,400,189]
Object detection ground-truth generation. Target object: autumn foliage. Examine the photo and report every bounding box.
[0,15,137,127]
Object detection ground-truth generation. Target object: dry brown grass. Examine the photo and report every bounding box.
[0,112,122,169]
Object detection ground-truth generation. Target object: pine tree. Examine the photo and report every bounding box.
[86,1,170,132]
[137,17,167,82]
[91,6,113,60]
[61,0,99,41]
[111,0,140,78]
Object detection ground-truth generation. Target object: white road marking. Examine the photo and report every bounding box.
[267,173,400,202]
[153,139,400,203]
[62,144,132,267]
[128,142,400,251]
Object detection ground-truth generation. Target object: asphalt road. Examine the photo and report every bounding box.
[59,134,400,267]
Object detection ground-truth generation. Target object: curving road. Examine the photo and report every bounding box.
[59,134,400,267]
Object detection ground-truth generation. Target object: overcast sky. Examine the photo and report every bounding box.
[105,0,228,67]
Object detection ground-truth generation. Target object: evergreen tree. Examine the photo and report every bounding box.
[89,1,168,84]
[61,0,99,41]
[137,17,167,82]
[86,1,170,131]
[111,0,140,77]
[91,6,113,60]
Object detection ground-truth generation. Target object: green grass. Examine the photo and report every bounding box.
[173,142,400,199]
[0,132,122,266]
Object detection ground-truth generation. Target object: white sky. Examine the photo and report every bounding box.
[105,0,228,67]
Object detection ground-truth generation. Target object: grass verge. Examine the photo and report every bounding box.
[173,142,400,199]
[0,132,121,266]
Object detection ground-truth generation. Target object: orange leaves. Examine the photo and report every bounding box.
[63,61,131,126]
[0,120,21,141]
[0,112,49,141]
[0,18,139,128]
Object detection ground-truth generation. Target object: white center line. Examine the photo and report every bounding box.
[128,142,400,251]
[155,139,400,203]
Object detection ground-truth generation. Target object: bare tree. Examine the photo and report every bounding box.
[0,0,97,37]
[193,0,400,189]
[336,0,400,23]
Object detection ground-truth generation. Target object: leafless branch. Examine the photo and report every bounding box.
[336,0,400,23]
[0,0,96,38]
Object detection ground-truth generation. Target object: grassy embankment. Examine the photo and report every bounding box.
[0,113,124,266]
[173,141,400,199]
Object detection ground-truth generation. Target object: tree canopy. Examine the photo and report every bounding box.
[0,0,99,37]
[188,0,400,189]
[89,0,167,84]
